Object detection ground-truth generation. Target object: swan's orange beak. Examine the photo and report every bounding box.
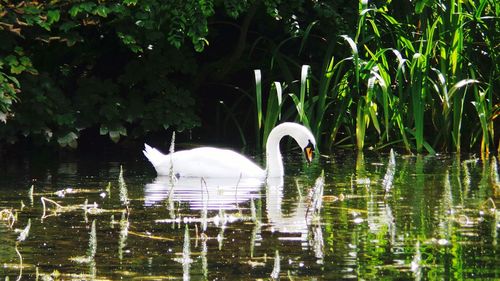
[304,142,315,164]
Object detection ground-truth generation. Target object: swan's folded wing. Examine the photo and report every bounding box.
[171,147,265,178]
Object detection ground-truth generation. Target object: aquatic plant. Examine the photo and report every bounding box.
[270,250,280,279]
[118,165,129,205]
[2,152,500,279]
[0,208,16,228]
[306,171,325,220]
[254,0,498,155]
[254,69,284,150]
[382,149,396,194]
[70,219,97,264]
[16,218,31,242]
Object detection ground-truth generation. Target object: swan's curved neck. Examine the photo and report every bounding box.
[265,132,284,178]
[265,123,304,178]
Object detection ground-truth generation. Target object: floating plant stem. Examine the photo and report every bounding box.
[250,197,257,223]
[169,131,176,181]
[306,172,325,220]
[250,197,262,259]
[270,250,280,280]
[311,225,324,262]
[83,199,89,223]
[173,225,192,281]
[439,170,454,239]
[28,185,34,207]
[235,174,242,211]
[15,244,23,281]
[480,198,497,213]
[169,131,176,154]
[118,165,129,205]
[41,197,63,220]
[70,219,97,264]
[411,241,422,280]
[201,237,208,279]
[105,182,111,198]
[88,219,97,259]
[201,180,208,232]
[382,149,396,195]
[118,211,129,260]
[17,218,31,242]
[217,211,225,250]
[491,156,499,188]
[127,231,174,241]
[182,225,191,263]
[0,208,16,228]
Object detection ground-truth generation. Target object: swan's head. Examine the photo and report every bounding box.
[265,122,316,178]
[284,123,316,164]
[303,139,315,164]
[267,122,317,165]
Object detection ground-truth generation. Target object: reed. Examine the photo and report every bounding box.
[316,0,492,154]
[232,1,498,154]
[254,69,284,149]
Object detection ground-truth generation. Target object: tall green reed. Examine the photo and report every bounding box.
[329,0,495,154]
[243,0,497,155]
[254,69,283,149]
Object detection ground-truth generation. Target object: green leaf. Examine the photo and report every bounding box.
[415,0,432,14]
[123,0,138,5]
[95,5,108,17]
[341,35,358,56]
[4,55,18,66]
[47,10,60,24]
[109,131,121,143]
[19,56,31,67]
[69,6,81,18]
[447,79,479,101]
[81,2,97,13]
[254,69,262,129]
[14,47,24,55]
[100,125,108,135]
[58,132,78,148]
[10,64,25,75]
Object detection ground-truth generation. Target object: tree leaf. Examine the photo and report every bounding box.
[47,10,61,24]
[69,6,81,18]
[109,131,121,143]
[95,5,108,17]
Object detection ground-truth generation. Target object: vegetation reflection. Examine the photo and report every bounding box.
[0,154,498,279]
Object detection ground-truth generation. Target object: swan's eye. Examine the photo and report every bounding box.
[304,141,315,163]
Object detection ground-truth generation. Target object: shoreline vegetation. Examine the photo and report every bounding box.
[0,1,498,156]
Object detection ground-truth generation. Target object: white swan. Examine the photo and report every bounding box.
[143,122,316,179]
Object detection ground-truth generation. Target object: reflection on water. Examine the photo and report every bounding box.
[0,153,499,280]
[144,176,263,209]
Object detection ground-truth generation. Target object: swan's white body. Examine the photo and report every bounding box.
[143,122,315,179]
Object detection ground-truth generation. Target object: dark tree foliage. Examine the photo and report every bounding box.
[0,0,356,147]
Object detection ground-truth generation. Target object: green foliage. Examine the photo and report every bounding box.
[0,0,496,154]
[256,0,498,155]
[1,0,339,147]
[0,46,200,146]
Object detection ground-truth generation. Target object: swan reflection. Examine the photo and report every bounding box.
[144,174,325,261]
[144,176,323,230]
[144,176,263,209]
[265,176,324,232]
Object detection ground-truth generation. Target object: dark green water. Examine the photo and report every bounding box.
[1,152,499,280]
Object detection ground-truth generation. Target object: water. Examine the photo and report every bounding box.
[1,152,499,280]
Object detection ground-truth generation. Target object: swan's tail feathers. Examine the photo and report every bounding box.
[143,144,166,168]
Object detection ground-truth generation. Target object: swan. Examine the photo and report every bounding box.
[143,122,316,179]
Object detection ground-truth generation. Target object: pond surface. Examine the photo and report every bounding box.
[1,151,499,280]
